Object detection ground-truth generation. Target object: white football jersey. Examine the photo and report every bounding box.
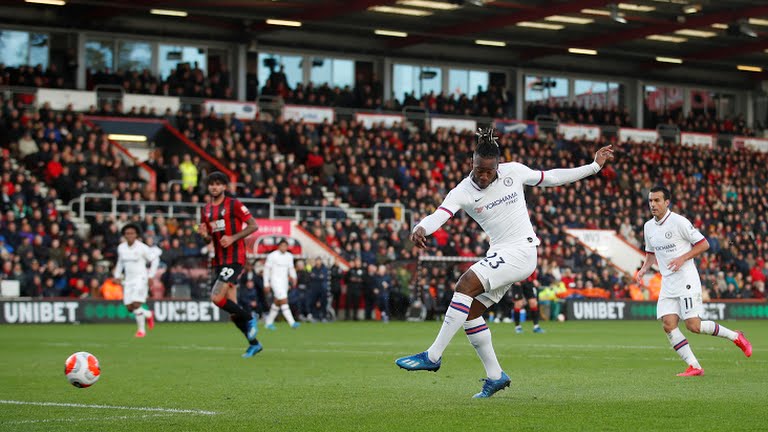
[263,250,298,285]
[114,240,159,281]
[437,162,547,248]
[643,210,706,296]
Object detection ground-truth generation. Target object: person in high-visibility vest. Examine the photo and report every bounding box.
[179,154,198,191]
[101,277,123,300]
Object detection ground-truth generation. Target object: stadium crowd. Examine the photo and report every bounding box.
[1,86,767,321]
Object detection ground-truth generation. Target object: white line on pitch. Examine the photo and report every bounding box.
[4,413,171,425]
[0,400,218,415]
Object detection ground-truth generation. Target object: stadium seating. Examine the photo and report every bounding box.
[1,82,766,308]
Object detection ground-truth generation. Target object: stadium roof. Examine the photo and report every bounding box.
[4,0,768,88]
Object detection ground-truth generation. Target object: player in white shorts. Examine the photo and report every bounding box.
[263,239,300,330]
[636,186,752,377]
[114,223,159,338]
[396,127,614,398]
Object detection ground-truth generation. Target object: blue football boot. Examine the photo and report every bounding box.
[533,326,546,334]
[472,372,511,398]
[291,322,300,329]
[395,351,441,372]
[265,323,277,331]
[242,343,263,358]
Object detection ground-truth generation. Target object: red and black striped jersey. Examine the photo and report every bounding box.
[200,196,252,266]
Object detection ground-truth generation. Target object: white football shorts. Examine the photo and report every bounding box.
[123,278,149,305]
[656,278,703,320]
[470,245,538,308]
[270,278,289,301]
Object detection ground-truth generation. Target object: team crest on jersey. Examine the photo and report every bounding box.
[475,206,484,214]
[665,231,673,239]
[503,177,513,187]
[220,207,226,218]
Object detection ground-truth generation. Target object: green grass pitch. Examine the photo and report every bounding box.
[0,320,765,432]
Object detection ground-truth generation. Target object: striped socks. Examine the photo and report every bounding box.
[668,328,701,369]
[427,292,472,363]
[464,317,502,380]
[699,321,737,341]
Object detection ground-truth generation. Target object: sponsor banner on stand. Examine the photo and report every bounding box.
[123,94,181,114]
[37,89,97,111]
[0,300,227,324]
[680,132,715,148]
[493,119,537,137]
[244,219,292,257]
[430,117,477,133]
[203,99,258,120]
[557,123,601,141]
[355,113,405,129]
[283,105,334,123]
[566,300,768,320]
[733,136,768,153]
[618,128,659,144]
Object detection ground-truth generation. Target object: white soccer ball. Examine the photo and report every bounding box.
[557,313,566,322]
[64,352,101,388]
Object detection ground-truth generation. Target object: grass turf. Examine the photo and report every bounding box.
[0,320,765,431]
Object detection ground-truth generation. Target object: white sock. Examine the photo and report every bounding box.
[265,304,280,325]
[426,292,472,362]
[280,304,296,326]
[668,328,701,369]
[699,321,737,341]
[464,317,502,380]
[133,308,146,333]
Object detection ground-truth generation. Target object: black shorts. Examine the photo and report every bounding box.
[212,264,244,285]
[512,283,538,301]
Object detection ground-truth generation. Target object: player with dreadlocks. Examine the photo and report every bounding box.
[396,127,614,398]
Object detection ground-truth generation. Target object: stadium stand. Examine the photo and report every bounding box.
[3,90,766,317]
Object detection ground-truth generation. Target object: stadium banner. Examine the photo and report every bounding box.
[0,300,228,324]
[566,300,768,321]
[619,128,659,144]
[244,219,292,257]
[123,94,180,114]
[493,119,537,137]
[283,104,335,123]
[680,132,715,148]
[37,89,97,111]
[557,123,601,141]
[733,136,768,153]
[203,99,258,120]
[355,113,405,129]
[430,117,477,133]
[565,228,645,275]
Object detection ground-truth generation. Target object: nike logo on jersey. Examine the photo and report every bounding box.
[474,197,482,202]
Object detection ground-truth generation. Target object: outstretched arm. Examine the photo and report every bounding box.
[410,189,466,249]
[533,145,614,187]
[410,209,452,248]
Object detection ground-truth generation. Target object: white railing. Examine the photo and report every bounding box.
[68,194,411,226]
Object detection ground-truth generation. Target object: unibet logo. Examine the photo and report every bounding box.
[572,302,626,320]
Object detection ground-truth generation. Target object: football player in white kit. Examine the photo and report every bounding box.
[396,128,614,398]
[636,186,752,377]
[114,223,159,338]
[263,239,300,330]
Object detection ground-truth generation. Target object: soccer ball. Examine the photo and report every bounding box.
[64,352,101,388]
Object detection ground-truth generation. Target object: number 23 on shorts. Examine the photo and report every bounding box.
[482,252,505,269]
